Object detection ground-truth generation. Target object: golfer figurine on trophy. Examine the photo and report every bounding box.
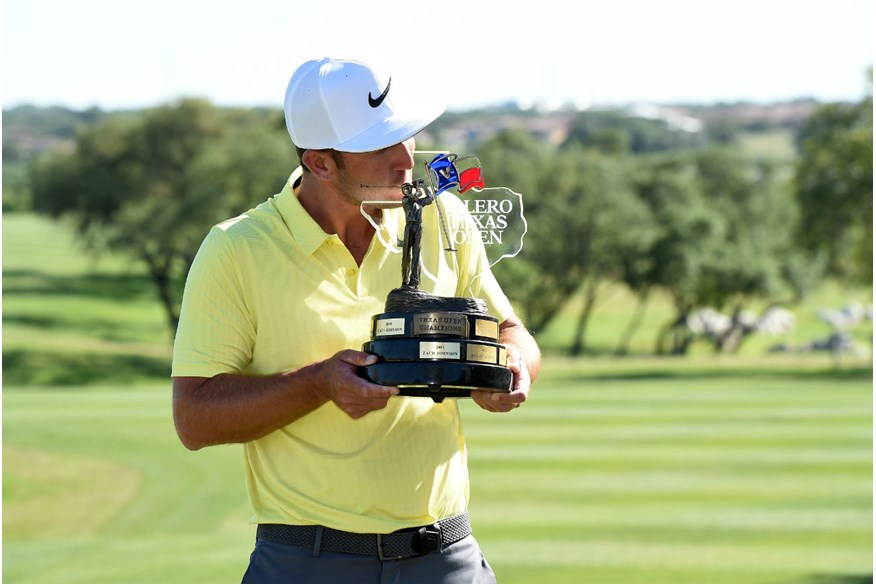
[358,153,527,402]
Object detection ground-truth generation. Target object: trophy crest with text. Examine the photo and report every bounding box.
[358,153,527,402]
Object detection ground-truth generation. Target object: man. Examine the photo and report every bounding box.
[172,57,541,583]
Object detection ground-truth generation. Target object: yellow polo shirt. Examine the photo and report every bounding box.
[172,170,513,534]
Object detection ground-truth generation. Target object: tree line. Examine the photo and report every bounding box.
[11,80,873,355]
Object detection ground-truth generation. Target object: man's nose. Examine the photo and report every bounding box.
[393,138,416,170]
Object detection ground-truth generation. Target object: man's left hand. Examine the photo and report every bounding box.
[471,355,530,413]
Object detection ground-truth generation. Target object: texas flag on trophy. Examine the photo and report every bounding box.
[426,153,485,195]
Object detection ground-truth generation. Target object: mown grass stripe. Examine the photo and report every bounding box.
[479,539,872,572]
[471,502,872,531]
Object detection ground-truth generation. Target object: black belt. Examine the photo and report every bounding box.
[256,511,471,561]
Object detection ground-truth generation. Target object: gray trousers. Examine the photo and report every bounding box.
[241,534,497,584]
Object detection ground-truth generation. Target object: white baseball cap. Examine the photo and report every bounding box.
[284,58,445,153]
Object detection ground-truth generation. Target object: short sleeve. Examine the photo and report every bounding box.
[171,227,256,377]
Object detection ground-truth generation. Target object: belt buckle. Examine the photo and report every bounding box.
[413,523,443,555]
[376,534,406,561]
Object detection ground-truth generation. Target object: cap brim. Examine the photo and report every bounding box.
[334,98,446,153]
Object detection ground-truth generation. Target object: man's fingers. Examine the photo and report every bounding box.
[321,350,400,418]
[471,389,523,413]
[336,349,379,367]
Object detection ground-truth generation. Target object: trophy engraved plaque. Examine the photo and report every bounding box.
[358,153,527,402]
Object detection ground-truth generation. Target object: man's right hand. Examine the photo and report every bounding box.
[317,350,399,419]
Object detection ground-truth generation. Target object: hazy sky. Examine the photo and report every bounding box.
[3,0,872,112]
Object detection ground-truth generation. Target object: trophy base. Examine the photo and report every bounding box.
[361,287,511,402]
[359,361,513,403]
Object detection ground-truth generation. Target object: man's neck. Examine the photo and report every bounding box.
[297,178,376,265]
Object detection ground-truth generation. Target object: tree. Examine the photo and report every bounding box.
[3,105,108,211]
[31,99,295,334]
[550,147,656,355]
[793,83,873,283]
[634,148,804,355]
[629,153,726,354]
[564,109,699,154]
[691,149,802,352]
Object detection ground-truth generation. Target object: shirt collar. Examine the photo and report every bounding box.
[275,166,332,256]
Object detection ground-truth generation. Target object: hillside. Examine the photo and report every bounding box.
[3,98,818,163]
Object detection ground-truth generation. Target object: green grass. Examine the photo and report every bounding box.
[4,374,871,583]
[4,386,253,583]
[3,213,172,385]
[738,129,798,163]
[463,374,872,584]
[3,212,873,583]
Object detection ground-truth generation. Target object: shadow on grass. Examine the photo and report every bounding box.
[3,313,170,344]
[3,314,60,329]
[550,364,873,383]
[3,269,180,301]
[3,350,170,386]
[793,575,873,584]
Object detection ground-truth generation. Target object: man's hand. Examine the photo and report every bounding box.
[317,350,399,419]
[471,315,540,413]
[471,354,530,413]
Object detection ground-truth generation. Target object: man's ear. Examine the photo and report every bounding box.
[301,150,337,180]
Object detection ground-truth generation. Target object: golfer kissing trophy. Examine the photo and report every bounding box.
[358,153,527,402]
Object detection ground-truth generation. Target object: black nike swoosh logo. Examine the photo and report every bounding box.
[368,77,392,108]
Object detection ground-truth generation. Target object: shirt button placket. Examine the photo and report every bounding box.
[346,267,358,294]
